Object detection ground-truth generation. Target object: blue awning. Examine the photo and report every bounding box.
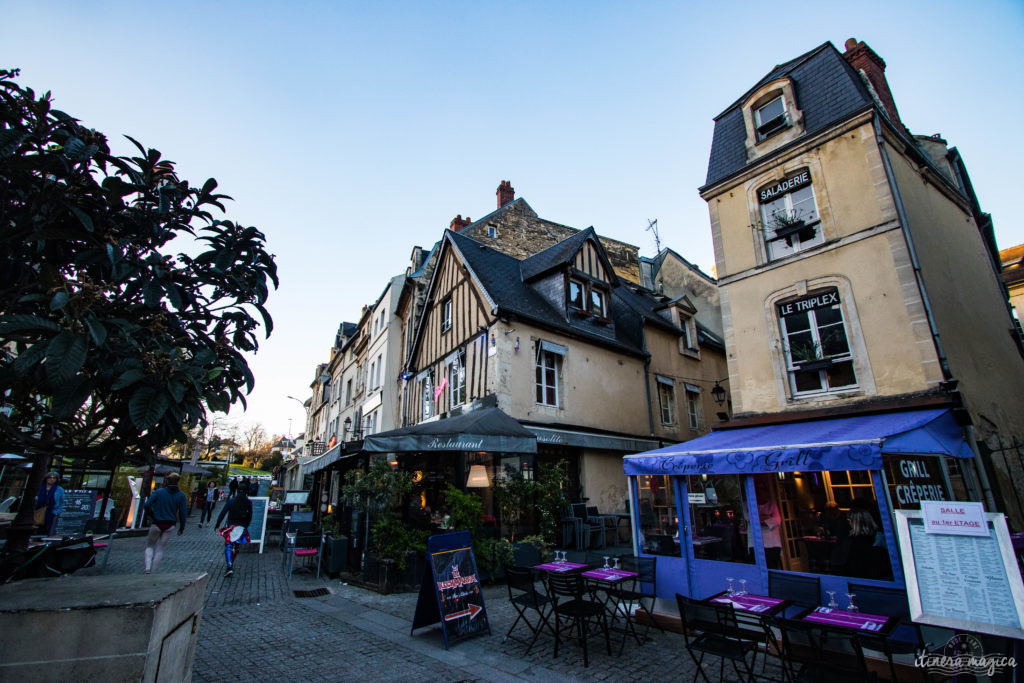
[623,408,972,476]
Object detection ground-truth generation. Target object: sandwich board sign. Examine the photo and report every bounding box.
[410,530,490,649]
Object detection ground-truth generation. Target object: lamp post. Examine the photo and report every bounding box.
[287,395,306,453]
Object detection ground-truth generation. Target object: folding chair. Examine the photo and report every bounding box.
[503,566,553,653]
[847,582,926,683]
[571,503,605,550]
[768,570,820,617]
[283,530,323,578]
[676,593,758,683]
[613,555,664,639]
[547,571,612,667]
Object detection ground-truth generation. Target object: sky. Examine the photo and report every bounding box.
[4,1,1023,442]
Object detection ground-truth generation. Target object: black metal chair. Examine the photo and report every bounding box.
[768,570,820,617]
[772,616,877,683]
[613,555,664,639]
[547,571,612,667]
[571,503,605,550]
[503,566,552,654]
[847,582,928,682]
[587,505,617,547]
[676,593,758,683]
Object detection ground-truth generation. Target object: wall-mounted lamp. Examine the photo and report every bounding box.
[466,464,490,488]
[711,380,728,406]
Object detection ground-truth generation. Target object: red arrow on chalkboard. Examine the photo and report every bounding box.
[444,603,482,622]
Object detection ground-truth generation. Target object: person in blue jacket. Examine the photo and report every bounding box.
[143,472,188,573]
[34,471,64,534]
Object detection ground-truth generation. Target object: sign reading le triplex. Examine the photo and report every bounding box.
[777,289,839,317]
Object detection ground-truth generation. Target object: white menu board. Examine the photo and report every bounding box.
[895,510,1024,639]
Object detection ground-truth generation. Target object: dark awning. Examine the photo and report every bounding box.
[363,407,537,454]
[623,408,973,476]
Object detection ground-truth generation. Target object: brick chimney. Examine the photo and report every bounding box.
[449,214,471,232]
[496,180,515,208]
[843,38,904,130]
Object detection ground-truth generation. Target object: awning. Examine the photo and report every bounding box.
[526,425,661,453]
[363,407,537,454]
[140,463,214,477]
[300,446,352,478]
[623,408,973,476]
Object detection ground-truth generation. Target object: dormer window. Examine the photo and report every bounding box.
[589,289,606,317]
[755,95,788,140]
[568,280,585,310]
[487,225,497,238]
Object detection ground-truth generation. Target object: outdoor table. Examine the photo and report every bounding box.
[532,560,588,573]
[581,567,641,650]
[799,606,896,635]
[707,591,788,615]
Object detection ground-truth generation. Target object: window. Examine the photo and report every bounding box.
[754,95,788,140]
[447,351,466,406]
[568,280,584,310]
[535,346,563,407]
[441,299,452,332]
[345,379,352,405]
[759,169,821,260]
[421,372,434,420]
[686,388,701,431]
[778,288,857,396]
[656,376,675,425]
[487,225,497,238]
[368,360,376,390]
[375,354,382,388]
[637,475,679,557]
[379,310,386,334]
[589,289,606,317]
[685,474,754,564]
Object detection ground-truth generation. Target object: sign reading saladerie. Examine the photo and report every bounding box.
[759,168,811,202]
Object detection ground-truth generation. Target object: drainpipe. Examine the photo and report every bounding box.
[640,316,655,436]
[875,113,997,510]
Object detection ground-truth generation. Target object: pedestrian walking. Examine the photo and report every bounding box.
[33,471,64,534]
[216,486,252,578]
[198,481,218,528]
[143,472,187,573]
[228,477,238,497]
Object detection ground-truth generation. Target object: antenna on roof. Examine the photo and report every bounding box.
[646,218,661,254]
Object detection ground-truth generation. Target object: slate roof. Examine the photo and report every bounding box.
[520,227,596,281]
[446,229,687,358]
[702,41,875,190]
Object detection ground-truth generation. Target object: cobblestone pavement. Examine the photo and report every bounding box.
[82,523,782,681]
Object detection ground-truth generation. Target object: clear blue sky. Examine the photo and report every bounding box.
[5,1,1022,441]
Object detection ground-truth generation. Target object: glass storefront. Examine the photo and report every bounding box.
[686,474,754,564]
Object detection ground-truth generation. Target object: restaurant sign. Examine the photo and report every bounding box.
[885,455,950,509]
[921,500,988,537]
[777,289,839,317]
[759,168,811,202]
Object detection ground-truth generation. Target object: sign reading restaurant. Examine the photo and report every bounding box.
[759,168,811,202]
[777,288,839,317]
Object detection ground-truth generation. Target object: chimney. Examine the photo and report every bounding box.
[496,180,515,208]
[449,214,471,232]
[843,38,904,131]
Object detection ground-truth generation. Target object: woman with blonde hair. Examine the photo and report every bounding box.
[845,507,879,578]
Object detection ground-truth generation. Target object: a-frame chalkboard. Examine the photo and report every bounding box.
[410,530,490,649]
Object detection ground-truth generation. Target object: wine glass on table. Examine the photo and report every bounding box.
[726,577,735,596]
[846,593,858,612]
[738,579,747,596]
[826,591,838,610]
[603,556,610,569]
[612,557,620,570]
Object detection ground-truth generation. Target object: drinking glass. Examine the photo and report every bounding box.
[612,557,620,570]
[603,556,610,569]
[846,593,858,612]
[738,579,747,596]
[726,577,735,596]
[559,551,567,563]
[826,591,838,609]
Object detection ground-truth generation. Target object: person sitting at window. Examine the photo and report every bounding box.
[844,508,879,578]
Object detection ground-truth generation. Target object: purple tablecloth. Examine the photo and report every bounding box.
[710,593,785,614]
[802,606,888,631]
[581,568,637,583]
[533,561,587,573]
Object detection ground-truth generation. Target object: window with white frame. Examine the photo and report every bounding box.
[759,168,822,261]
[568,280,585,310]
[441,298,452,332]
[368,360,375,391]
[379,310,385,335]
[754,95,788,141]
[345,379,352,405]
[656,376,675,425]
[446,350,466,406]
[778,288,858,396]
[535,341,565,407]
[487,225,497,238]
[375,354,382,388]
[589,288,606,317]
[685,386,701,430]
[421,371,434,420]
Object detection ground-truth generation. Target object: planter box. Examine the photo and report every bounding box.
[323,535,348,575]
[771,221,816,247]
[795,358,833,372]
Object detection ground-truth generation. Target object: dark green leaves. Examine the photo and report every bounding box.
[45,331,87,384]
[0,314,61,334]
[129,385,169,429]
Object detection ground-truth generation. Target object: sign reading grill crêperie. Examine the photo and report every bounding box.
[759,168,811,202]
[777,288,839,317]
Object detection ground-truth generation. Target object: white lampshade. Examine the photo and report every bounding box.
[466,464,490,488]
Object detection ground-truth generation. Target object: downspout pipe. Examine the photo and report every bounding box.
[639,316,656,437]
[874,112,997,511]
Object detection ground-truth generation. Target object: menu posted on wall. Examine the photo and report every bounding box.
[53,490,97,536]
[411,531,490,649]
[895,509,1024,639]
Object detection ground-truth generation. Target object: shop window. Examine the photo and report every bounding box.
[685,475,754,564]
[778,288,858,396]
[759,169,822,260]
[656,376,675,425]
[535,341,565,407]
[754,472,893,580]
[755,95,788,141]
[446,350,466,407]
[637,475,679,557]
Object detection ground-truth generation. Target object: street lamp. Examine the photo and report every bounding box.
[343,416,352,442]
[711,379,728,406]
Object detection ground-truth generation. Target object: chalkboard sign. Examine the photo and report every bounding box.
[410,531,490,649]
[248,497,269,553]
[895,509,1024,639]
[54,490,97,536]
[284,490,309,506]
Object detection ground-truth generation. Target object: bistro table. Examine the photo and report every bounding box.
[799,606,896,635]
[708,591,788,615]
[706,591,791,675]
[532,560,588,574]
[581,567,642,652]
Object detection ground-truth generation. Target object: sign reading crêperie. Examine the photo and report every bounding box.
[921,500,988,537]
[759,168,811,202]
[885,455,950,509]
[777,288,839,317]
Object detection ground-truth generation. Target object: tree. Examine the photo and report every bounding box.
[0,70,279,553]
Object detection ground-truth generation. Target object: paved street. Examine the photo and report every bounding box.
[78,522,777,682]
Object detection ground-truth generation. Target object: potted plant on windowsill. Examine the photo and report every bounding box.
[790,341,833,372]
[571,307,592,318]
[769,211,817,247]
[594,315,612,325]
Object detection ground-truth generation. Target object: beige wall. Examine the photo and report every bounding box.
[645,325,729,436]
[582,451,630,514]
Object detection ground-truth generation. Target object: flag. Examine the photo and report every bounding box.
[434,376,447,401]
